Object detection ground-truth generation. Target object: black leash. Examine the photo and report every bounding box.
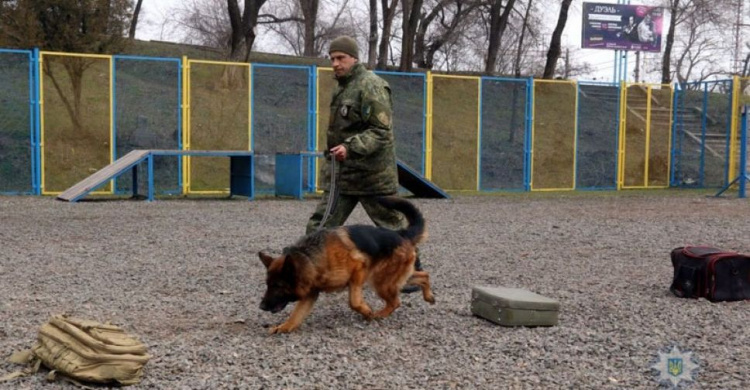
[318,151,339,231]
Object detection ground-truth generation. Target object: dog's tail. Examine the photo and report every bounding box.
[377,196,426,244]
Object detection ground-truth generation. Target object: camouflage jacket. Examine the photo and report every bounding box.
[326,63,398,195]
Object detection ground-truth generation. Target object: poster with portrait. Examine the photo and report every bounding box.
[582,2,664,52]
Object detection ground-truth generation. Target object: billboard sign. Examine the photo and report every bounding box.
[582,2,664,52]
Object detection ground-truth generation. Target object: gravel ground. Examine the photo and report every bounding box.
[0,192,748,389]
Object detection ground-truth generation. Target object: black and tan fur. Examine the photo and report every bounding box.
[258,196,434,334]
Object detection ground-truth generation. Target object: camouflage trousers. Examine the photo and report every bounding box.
[305,192,406,235]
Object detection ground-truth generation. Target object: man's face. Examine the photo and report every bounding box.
[330,51,357,78]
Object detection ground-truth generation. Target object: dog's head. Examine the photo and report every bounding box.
[258,251,300,313]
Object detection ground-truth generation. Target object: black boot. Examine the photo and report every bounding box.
[401,257,424,294]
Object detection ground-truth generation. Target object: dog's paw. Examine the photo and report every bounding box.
[269,324,295,334]
[424,294,436,304]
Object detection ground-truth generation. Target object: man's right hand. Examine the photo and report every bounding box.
[330,145,348,161]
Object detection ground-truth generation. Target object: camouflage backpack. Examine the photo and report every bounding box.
[1,314,151,387]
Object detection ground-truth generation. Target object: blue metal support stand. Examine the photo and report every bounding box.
[715,105,749,198]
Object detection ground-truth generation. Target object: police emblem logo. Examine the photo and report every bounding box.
[651,345,699,388]
[668,358,683,377]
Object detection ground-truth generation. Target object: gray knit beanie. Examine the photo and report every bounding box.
[328,36,359,59]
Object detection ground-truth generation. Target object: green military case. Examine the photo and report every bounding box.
[471,286,560,327]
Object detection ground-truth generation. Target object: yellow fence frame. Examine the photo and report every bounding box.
[425,71,434,180]
[530,79,578,192]
[429,73,481,191]
[618,82,673,190]
[39,51,113,195]
[182,58,252,195]
[313,67,333,193]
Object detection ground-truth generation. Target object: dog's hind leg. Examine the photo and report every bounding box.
[348,268,374,320]
[270,293,319,334]
[407,271,435,304]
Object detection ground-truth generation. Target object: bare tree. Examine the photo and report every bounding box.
[0,0,131,133]
[368,0,379,67]
[484,0,517,74]
[542,0,572,79]
[169,0,232,48]
[129,0,144,39]
[377,0,399,69]
[299,0,319,56]
[263,0,353,57]
[399,0,423,71]
[673,17,726,84]
[415,0,480,70]
[513,0,533,77]
[661,0,680,84]
[659,0,730,83]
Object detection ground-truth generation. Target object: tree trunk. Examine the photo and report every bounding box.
[542,0,572,79]
[661,0,679,84]
[368,0,378,67]
[377,0,398,69]
[485,0,517,74]
[513,0,532,78]
[227,0,245,61]
[300,0,319,57]
[243,0,266,60]
[128,0,143,39]
[399,0,424,72]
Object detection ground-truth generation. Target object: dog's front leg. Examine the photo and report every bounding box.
[348,269,373,320]
[270,293,319,334]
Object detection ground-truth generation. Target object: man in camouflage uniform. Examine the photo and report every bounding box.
[305,36,423,289]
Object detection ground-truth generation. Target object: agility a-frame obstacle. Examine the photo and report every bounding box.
[714,105,748,198]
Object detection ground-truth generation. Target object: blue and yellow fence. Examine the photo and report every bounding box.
[1,48,747,196]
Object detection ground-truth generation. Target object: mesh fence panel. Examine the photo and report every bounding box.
[41,54,111,194]
[480,78,526,191]
[531,81,576,190]
[431,76,479,191]
[252,65,310,193]
[648,86,672,187]
[315,68,336,192]
[622,85,649,187]
[577,84,619,189]
[703,81,733,188]
[377,72,425,173]
[672,86,705,186]
[673,82,731,188]
[0,51,33,193]
[187,62,250,192]
[622,84,672,188]
[114,58,180,195]
[735,78,750,183]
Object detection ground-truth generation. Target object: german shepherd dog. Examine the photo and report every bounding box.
[257,196,435,334]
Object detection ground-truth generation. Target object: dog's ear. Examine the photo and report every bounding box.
[281,254,296,276]
[281,251,308,278]
[258,251,274,268]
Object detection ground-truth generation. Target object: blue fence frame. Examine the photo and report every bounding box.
[0,48,38,195]
[251,63,315,194]
[112,55,183,194]
[374,70,428,176]
[577,80,621,191]
[672,80,734,188]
